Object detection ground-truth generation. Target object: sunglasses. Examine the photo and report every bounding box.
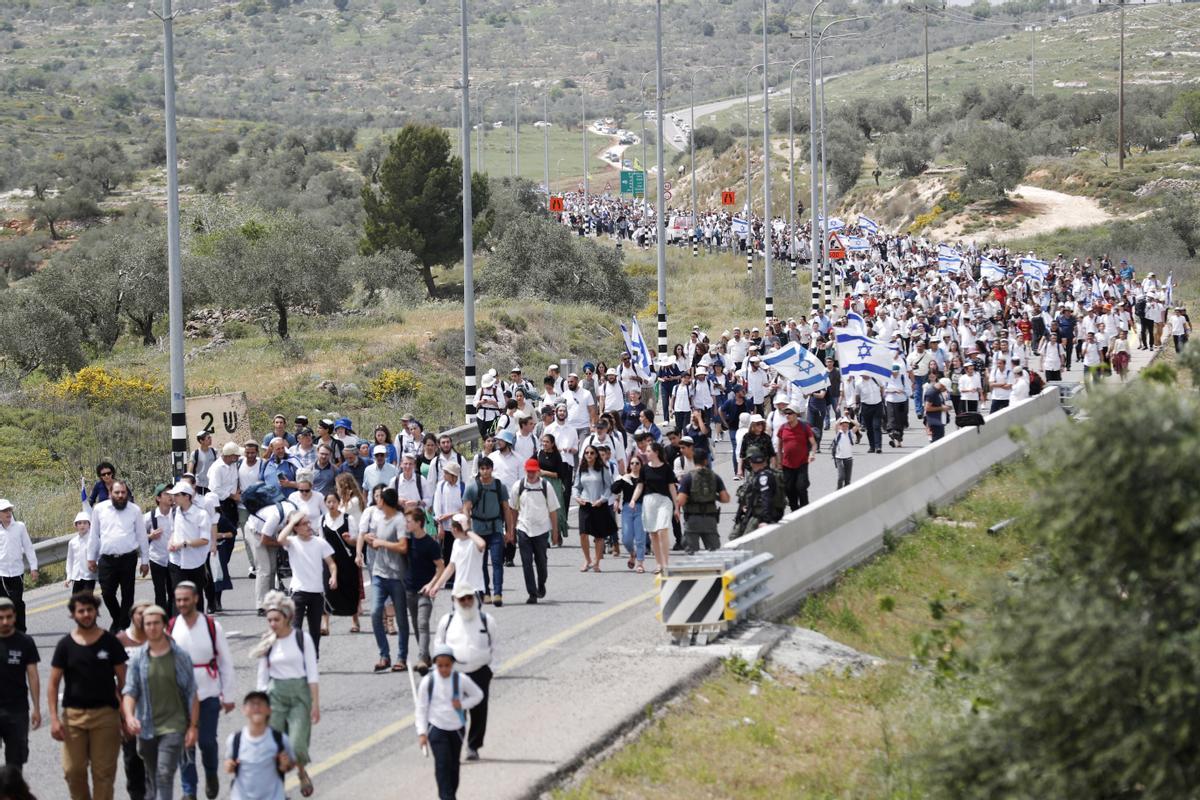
[99,471,114,477]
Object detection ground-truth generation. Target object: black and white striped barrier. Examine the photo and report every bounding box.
[655,550,774,646]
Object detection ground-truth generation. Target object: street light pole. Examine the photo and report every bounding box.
[762,0,774,321]
[154,0,186,478]
[690,66,716,260]
[513,83,519,177]
[640,69,654,226]
[819,53,830,310]
[1118,0,1125,171]
[744,63,758,276]
[807,0,824,314]
[654,0,668,357]
[788,57,809,282]
[543,92,550,194]
[460,0,476,424]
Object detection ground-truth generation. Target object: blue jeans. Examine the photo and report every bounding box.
[480,531,505,597]
[179,696,220,795]
[371,575,409,661]
[727,428,738,470]
[913,376,928,418]
[620,503,646,562]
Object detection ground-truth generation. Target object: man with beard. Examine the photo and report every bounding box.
[87,481,149,632]
[433,584,496,762]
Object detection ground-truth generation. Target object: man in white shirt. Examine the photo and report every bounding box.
[144,484,174,610]
[287,428,317,471]
[362,445,399,499]
[598,368,624,415]
[883,364,912,448]
[958,362,984,413]
[856,375,885,453]
[167,481,212,614]
[988,356,1013,413]
[238,441,263,580]
[512,413,539,461]
[245,497,301,614]
[391,454,430,512]
[563,372,597,440]
[510,459,560,605]
[544,404,579,468]
[434,584,496,762]
[727,328,750,369]
[88,480,149,631]
[0,499,37,631]
[170,581,236,800]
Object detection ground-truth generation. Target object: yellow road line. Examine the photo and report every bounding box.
[289,588,657,786]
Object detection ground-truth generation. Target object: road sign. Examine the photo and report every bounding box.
[604,181,612,192]
[721,190,736,206]
[549,195,564,212]
[828,232,846,261]
[620,170,645,195]
[186,392,250,450]
[664,180,673,191]
[664,190,673,202]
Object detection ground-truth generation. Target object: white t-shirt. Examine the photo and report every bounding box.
[237,460,263,508]
[958,372,982,401]
[283,535,333,594]
[449,536,485,593]
[564,387,595,427]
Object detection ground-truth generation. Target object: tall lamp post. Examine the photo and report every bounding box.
[542,91,550,194]
[153,0,186,477]
[744,60,790,277]
[459,0,477,423]
[761,0,775,321]
[654,0,669,359]
[787,56,810,281]
[639,69,655,224]
[807,0,826,314]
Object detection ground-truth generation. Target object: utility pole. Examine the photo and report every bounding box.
[1118,0,1126,171]
[654,0,668,358]
[807,0,825,314]
[153,0,186,478]
[762,0,773,321]
[513,84,520,178]
[745,64,755,276]
[543,92,550,194]
[904,3,938,118]
[460,0,476,424]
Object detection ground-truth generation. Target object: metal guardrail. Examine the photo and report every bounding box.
[35,535,72,568]
[656,550,773,645]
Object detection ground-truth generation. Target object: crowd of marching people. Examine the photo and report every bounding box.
[0,196,1184,800]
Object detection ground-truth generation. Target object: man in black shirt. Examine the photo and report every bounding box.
[0,597,39,773]
[49,592,128,800]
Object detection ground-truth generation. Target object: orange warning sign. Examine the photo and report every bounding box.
[828,232,846,261]
[721,190,736,206]
[549,195,564,212]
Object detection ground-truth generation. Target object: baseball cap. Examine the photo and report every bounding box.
[524,458,541,472]
[372,444,388,456]
[167,481,195,497]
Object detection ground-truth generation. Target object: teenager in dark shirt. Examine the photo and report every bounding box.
[0,597,40,774]
[49,592,129,800]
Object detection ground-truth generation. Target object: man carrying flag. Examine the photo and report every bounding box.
[834,328,894,453]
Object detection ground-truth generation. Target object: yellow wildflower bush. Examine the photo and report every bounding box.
[49,367,165,411]
[366,368,422,404]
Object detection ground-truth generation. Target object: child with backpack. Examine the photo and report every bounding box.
[224,690,295,800]
[415,644,483,800]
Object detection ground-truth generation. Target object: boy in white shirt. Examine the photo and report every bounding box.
[224,691,295,800]
[65,511,97,595]
[415,644,483,800]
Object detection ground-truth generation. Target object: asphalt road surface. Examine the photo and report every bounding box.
[18,348,1141,799]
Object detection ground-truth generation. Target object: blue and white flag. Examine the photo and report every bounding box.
[731,217,749,237]
[979,256,1005,283]
[1166,272,1175,305]
[826,216,845,231]
[937,245,962,275]
[80,477,89,512]
[835,331,895,380]
[857,214,879,235]
[845,310,868,336]
[762,342,829,394]
[628,316,654,379]
[846,235,871,253]
[1019,257,1048,282]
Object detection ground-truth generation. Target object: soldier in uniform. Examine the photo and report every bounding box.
[731,448,779,539]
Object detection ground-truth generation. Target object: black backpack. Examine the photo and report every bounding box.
[243,483,286,515]
[470,479,503,524]
[516,478,547,501]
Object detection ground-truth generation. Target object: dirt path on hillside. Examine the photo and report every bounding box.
[933,184,1115,242]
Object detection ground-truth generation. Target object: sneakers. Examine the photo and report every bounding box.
[537,585,546,599]
[493,595,503,608]
[465,747,480,761]
[482,594,493,605]
[503,559,515,567]
[247,568,256,579]
[415,661,430,676]
[526,596,538,604]
[206,772,219,800]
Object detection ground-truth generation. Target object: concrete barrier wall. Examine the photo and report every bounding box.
[729,390,1066,618]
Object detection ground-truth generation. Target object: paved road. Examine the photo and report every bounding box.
[18,343,1150,799]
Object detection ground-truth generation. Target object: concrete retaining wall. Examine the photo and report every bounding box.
[729,390,1066,618]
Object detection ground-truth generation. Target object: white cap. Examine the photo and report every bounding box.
[451,512,470,529]
[373,444,388,456]
[74,511,92,524]
[605,368,618,376]
[452,583,477,599]
[221,441,241,457]
[167,481,195,497]
[0,499,11,512]
[443,462,462,477]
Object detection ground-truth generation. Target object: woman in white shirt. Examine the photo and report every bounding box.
[1039,333,1065,382]
[957,362,983,413]
[251,591,320,798]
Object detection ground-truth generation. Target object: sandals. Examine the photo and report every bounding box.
[593,562,602,573]
[580,564,591,572]
[635,564,645,573]
[320,627,330,637]
[300,773,314,797]
[652,567,662,575]
[349,624,361,633]
[373,659,392,674]
[627,556,636,570]
[392,662,409,672]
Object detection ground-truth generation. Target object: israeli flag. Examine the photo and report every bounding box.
[980,256,1005,282]
[845,310,868,336]
[1019,257,1049,282]
[937,245,962,275]
[857,214,879,235]
[835,332,895,379]
[1166,272,1175,305]
[846,236,871,253]
[763,343,830,394]
[731,217,749,236]
[827,216,845,231]
[628,316,654,379]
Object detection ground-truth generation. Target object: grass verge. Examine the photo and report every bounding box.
[553,460,1039,800]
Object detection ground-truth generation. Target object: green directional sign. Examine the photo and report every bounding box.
[620,170,645,195]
